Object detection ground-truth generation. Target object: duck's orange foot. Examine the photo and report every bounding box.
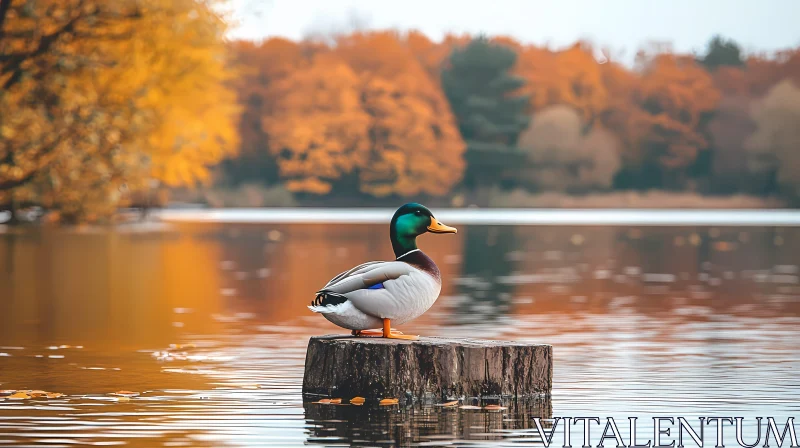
[380,319,419,340]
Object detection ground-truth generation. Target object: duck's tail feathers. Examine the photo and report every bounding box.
[308,291,349,313]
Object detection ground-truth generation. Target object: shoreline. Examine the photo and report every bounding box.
[155,207,800,226]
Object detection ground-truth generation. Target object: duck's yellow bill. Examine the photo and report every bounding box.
[427,217,457,234]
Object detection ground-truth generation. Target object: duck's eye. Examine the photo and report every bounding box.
[414,210,421,215]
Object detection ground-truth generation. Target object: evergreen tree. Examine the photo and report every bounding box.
[699,35,744,70]
[441,37,530,147]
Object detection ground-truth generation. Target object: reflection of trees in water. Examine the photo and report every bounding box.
[472,225,800,319]
[451,226,519,323]
[0,227,223,347]
[607,226,800,317]
[304,396,552,446]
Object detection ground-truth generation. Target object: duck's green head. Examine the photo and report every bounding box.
[390,203,457,257]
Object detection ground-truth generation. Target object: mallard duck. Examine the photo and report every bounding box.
[308,203,457,340]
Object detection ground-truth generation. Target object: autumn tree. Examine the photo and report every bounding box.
[263,31,466,197]
[0,0,239,222]
[742,49,800,96]
[605,53,720,189]
[515,42,609,123]
[357,63,465,197]
[744,80,800,199]
[335,31,465,197]
[518,105,620,192]
[262,52,371,194]
[224,38,318,184]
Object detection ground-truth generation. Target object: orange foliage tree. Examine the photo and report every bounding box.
[335,31,465,197]
[226,38,315,184]
[263,52,371,194]
[260,31,465,197]
[515,42,609,123]
[635,53,720,173]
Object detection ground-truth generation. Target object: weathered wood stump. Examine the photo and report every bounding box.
[302,335,552,403]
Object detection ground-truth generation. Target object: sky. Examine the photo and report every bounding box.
[227,0,799,64]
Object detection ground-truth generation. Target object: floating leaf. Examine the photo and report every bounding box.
[8,392,30,400]
[437,401,459,407]
[46,393,64,399]
[379,398,399,406]
[313,398,342,405]
[483,405,508,411]
[111,391,139,397]
[459,405,481,410]
[349,396,365,405]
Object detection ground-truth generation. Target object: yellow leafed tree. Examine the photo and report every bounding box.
[0,0,239,222]
[134,0,240,188]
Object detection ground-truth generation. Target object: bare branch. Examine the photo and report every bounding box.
[0,172,37,191]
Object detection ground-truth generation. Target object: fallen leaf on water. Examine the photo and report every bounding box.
[312,398,342,405]
[459,405,481,410]
[111,391,139,397]
[349,397,365,405]
[483,405,508,411]
[46,393,64,399]
[8,392,30,400]
[379,398,399,406]
[437,401,459,407]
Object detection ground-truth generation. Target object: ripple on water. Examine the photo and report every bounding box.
[1,224,799,446]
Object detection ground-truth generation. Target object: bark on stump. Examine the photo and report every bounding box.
[302,335,552,403]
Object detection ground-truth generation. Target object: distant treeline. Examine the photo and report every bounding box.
[2,1,799,223]
[222,32,800,206]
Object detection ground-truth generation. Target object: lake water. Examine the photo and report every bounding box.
[1,212,799,447]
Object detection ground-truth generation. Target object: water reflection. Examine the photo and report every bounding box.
[304,397,552,446]
[451,226,520,323]
[0,222,798,446]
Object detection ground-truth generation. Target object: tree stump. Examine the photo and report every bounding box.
[302,335,552,404]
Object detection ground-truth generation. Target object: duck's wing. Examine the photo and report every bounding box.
[323,261,385,289]
[319,261,413,294]
[317,261,426,319]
